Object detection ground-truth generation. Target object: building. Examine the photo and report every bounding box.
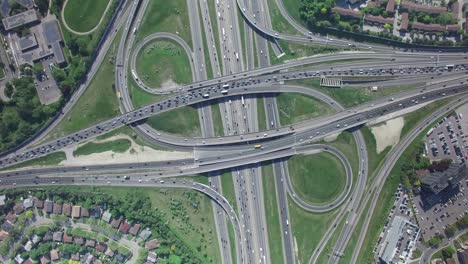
[421,163,468,207]
[74,237,84,245]
[24,240,32,251]
[23,258,33,264]
[139,228,152,241]
[458,248,468,264]
[331,6,361,19]
[81,207,90,217]
[401,1,447,14]
[105,247,114,257]
[13,203,24,214]
[41,19,65,64]
[386,0,395,13]
[119,221,131,234]
[147,252,158,263]
[6,213,17,224]
[62,203,71,216]
[0,195,6,206]
[44,200,53,213]
[365,14,394,25]
[129,223,140,236]
[40,255,50,264]
[96,243,107,253]
[16,0,34,9]
[0,230,9,241]
[53,203,62,214]
[34,198,44,208]
[50,250,59,261]
[111,217,122,229]
[63,233,72,243]
[86,239,96,248]
[72,205,81,218]
[2,9,38,31]
[145,239,161,250]
[102,211,112,223]
[23,197,33,209]
[378,216,420,263]
[52,231,62,242]
[400,13,409,32]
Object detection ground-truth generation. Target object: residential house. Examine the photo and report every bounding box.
[50,249,60,261]
[81,207,89,217]
[62,204,71,217]
[145,239,161,250]
[400,13,409,31]
[40,255,50,264]
[44,200,53,213]
[24,240,33,251]
[111,217,122,229]
[331,6,361,19]
[15,254,24,264]
[119,221,131,234]
[105,247,114,257]
[0,230,9,241]
[23,198,33,209]
[386,0,395,13]
[13,203,24,214]
[129,223,140,236]
[34,198,44,209]
[147,252,158,263]
[23,258,33,264]
[86,239,96,248]
[71,253,80,261]
[6,213,17,224]
[53,203,62,214]
[96,243,107,253]
[2,221,14,232]
[401,1,447,14]
[63,233,72,243]
[71,206,81,218]
[74,236,84,245]
[101,211,112,223]
[0,195,6,206]
[52,231,63,242]
[139,228,152,241]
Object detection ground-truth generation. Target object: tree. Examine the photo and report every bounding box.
[32,63,44,79]
[4,82,14,98]
[35,0,49,15]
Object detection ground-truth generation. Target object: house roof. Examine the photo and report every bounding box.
[86,239,96,248]
[71,206,81,218]
[50,249,59,261]
[102,211,112,222]
[139,228,152,241]
[13,203,24,214]
[2,9,38,31]
[40,255,50,264]
[111,217,122,229]
[401,1,447,14]
[105,247,114,257]
[129,223,140,235]
[365,14,394,25]
[386,0,395,12]
[6,213,17,224]
[119,221,131,234]
[81,207,89,217]
[44,201,53,213]
[412,22,446,32]
[145,239,161,250]
[34,198,44,208]
[53,203,62,214]
[63,233,73,243]
[96,243,107,253]
[331,6,361,19]
[52,231,63,242]
[62,204,71,216]
[74,237,84,245]
[0,230,9,241]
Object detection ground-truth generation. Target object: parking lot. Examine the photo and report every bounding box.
[413,180,468,240]
[425,113,467,164]
[375,184,420,263]
[34,58,61,105]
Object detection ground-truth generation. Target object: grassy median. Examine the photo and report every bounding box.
[276,93,335,125]
[73,139,132,156]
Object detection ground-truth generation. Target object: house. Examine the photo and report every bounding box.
[386,0,395,13]
[23,258,33,264]
[53,203,62,214]
[70,253,80,261]
[15,254,25,264]
[62,204,71,217]
[13,203,24,214]
[6,213,17,224]
[119,221,131,234]
[458,248,468,264]
[365,14,394,25]
[42,234,52,241]
[44,200,53,213]
[52,231,63,242]
[145,239,161,250]
[24,240,33,251]
[129,223,140,236]
[401,1,447,14]
[451,2,460,19]
[101,211,112,223]
[32,234,41,244]
[105,247,114,257]
[50,249,60,261]
[0,195,6,206]
[412,22,446,32]
[74,236,84,245]
[40,255,50,264]
[2,9,38,31]
[139,228,152,241]
[147,252,158,263]
[86,239,96,248]
[34,198,44,208]
[0,230,9,241]
[71,205,81,218]
[23,198,33,209]
[81,207,90,218]
[331,6,361,19]
[2,221,14,232]
[400,13,409,31]
[84,254,94,264]
[111,217,122,229]
[63,233,73,243]
[90,207,103,218]
[96,242,107,253]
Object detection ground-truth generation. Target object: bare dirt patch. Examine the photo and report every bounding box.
[370,117,404,153]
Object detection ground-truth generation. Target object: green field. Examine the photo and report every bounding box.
[211,102,224,137]
[1,152,66,171]
[73,139,132,156]
[206,0,222,74]
[401,98,452,137]
[262,163,285,264]
[63,0,110,32]
[146,106,201,137]
[135,40,192,88]
[276,93,335,125]
[257,97,267,130]
[136,0,192,48]
[267,0,301,35]
[41,29,122,142]
[220,171,238,215]
[270,40,341,65]
[321,131,359,179]
[289,79,424,108]
[128,77,167,108]
[281,0,304,26]
[316,212,349,264]
[288,196,338,263]
[288,152,346,204]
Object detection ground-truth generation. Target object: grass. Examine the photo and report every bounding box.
[276,93,336,125]
[135,40,192,88]
[146,106,201,137]
[63,0,110,32]
[257,97,267,131]
[127,76,167,108]
[206,0,222,74]
[197,1,214,79]
[211,102,224,137]
[43,29,122,141]
[281,0,304,26]
[288,152,346,204]
[262,163,285,264]
[220,171,238,215]
[95,125,166,151]
[73,139,131,156]
[227,223,237,264]
[136,0,192,48]
[289,79,424,108]
[321,131,359,180]
[0,152,66,171]
[288,196,338,264]
[0,68,5,79]
[431,245,456,261]
[270,40,342,65]
[361,126,392,187]
[267,0,301,35]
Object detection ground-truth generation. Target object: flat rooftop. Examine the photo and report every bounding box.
[2,9,38,31]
